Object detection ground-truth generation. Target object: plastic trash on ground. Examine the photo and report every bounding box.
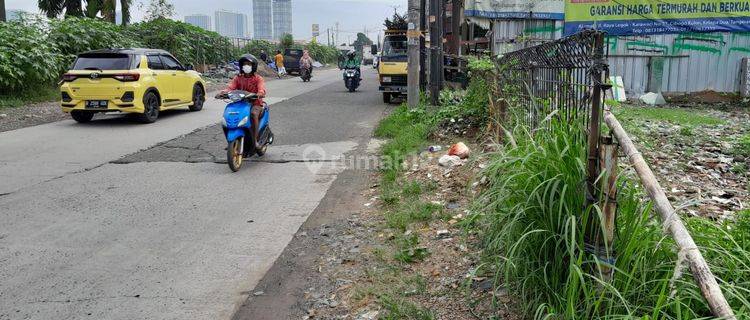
[639,92,666,106]
[438,155,462,168]
[448,142,470,159]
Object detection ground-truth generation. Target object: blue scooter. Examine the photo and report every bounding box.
[219,90,274,172]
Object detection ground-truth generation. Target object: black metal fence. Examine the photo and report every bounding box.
[491,30,612,276]
[494,30,609,132]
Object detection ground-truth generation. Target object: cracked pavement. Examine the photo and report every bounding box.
[0,68,390,320]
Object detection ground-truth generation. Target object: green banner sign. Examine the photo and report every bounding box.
[564,0,750,35]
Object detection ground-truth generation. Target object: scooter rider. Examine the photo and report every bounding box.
[216,56,267,149]
[300,50,313,75]
[342,50,361,80]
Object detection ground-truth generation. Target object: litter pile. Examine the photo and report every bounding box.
[620,106,749,220]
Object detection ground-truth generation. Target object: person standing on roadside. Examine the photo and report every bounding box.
[259,51,268,64]
[274,50,285,78]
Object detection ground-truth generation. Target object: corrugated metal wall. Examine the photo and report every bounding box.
[492,20,564,55]
[491,20,750,95]
[607,33,750,95]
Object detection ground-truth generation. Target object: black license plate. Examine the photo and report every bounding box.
[86,100,108,109]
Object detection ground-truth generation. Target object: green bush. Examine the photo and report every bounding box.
[48,17,141,59]
[129,18,236,66]
[242,39,277,59]
[0,21,67,92]
[0,16,240,96]
[305,40,339,64]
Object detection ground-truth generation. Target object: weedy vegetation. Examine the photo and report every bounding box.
[468,109,750,319]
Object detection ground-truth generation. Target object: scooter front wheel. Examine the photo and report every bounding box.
[227,139,243,172]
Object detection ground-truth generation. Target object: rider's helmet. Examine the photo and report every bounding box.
[238,55,258,75]
[346,50,356,59]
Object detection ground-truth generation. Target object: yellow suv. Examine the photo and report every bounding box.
[60,49,207,123]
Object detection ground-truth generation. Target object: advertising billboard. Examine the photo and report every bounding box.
[564,0,750,35]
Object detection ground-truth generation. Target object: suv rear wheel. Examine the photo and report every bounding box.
[189,85,205,112]
[71,111,94,123]
[139,91,160,123]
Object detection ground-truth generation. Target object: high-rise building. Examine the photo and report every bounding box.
[273,0,292,40]
[185,14,211,31]
[253,0,273,41]
[215,10,248,38]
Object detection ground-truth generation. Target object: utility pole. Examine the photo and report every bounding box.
[335,22,340,45]
[407,0,421,108]
[419,0,427,91]
[451,0,462,55]
[327,28,331,46]
[429,0,445,105]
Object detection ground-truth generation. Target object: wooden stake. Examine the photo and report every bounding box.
[603,111,736,319]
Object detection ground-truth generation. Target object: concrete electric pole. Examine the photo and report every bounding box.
[419,0,427,91]
[407,0,421,109]
[429,0,445,105]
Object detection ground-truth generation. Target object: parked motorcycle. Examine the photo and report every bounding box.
[300,67,312,82]
[343,67,360,92]
[218,90,274,172]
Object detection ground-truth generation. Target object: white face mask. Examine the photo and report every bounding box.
[242,65,253,74]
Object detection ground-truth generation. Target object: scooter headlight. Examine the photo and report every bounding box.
[237,116,249,127]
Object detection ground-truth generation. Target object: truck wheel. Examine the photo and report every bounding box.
[139,92,160,123]
[71,111,94,123]
[383,93,392,104]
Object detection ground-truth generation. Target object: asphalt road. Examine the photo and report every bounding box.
[0,67,390,320]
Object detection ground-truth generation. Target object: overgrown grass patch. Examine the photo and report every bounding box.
[735,134,750,157]
[471,117,750,319]
[0,85,59,109]
[614,105,725,126]
[351,265,433,319]
[385,201,442,231]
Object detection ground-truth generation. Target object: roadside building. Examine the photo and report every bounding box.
[215,10,248,38]
[273,0,292,40]
[185,14,212,31]
[253,0,274,40]
[461,0,750,96]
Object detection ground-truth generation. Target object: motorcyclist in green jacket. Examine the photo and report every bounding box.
[342,50,360,69]
[341,50,361,80]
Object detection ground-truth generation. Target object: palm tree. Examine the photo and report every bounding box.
[39,0,130,25]
[38,0,83,18]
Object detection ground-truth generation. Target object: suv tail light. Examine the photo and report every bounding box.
[62,74,78,82]
[113,73,141,82]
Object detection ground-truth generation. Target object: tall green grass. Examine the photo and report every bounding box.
[472,119,750,319]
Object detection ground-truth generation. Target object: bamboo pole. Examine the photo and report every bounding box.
[603,111,736,319]
[598,136,618,282]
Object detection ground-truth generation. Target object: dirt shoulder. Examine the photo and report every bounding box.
[231,139,506,319]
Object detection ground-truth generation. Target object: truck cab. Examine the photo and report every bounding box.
[378,30,408,104]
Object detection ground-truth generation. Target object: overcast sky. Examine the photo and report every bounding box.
[5,0,405,41]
